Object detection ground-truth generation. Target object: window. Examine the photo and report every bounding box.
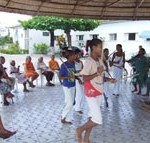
[146,38,150,41]
[78,42,84,47]
[109,33,117,41]
[92,34,98,39]
[42,32,49,36]
[78,35,84,41]
[128,33,136,40]
[54,36,59,40]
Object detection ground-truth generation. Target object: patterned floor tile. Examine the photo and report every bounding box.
[1,54,150,143]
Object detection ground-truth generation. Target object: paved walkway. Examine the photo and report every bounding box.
[0,54,150,143]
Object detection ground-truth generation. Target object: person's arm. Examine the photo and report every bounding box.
[75,61,84,73]
[59,74,70,80]
[104,77,116,83]
[56,61,60,70]
[75,75,83,84]
[83,73,98,82]
[111,53,115,64]
[10,66,19,74]
[122,52,125,68]
[103,59,108,72]
[83,66,103,82]
[59,64,70,80]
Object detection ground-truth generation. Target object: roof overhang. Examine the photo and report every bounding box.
[0,0,150,20]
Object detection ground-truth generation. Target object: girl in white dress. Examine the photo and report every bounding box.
[112,44,125,96]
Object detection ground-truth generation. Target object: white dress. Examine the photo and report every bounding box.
[74,61,84,112]
[112,55,124,95]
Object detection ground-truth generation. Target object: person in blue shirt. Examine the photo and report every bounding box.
[59,50,76,125]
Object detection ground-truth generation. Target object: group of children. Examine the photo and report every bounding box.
[59,39,116,143]
[59,40,150,143]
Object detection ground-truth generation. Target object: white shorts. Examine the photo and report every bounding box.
[86,95,103,124]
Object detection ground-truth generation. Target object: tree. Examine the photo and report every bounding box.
[58,18,100,47]
[20,16,100,48]
[20,16,61,47]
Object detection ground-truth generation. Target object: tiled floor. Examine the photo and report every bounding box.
[0,54,150,143]
[1,79,150,143]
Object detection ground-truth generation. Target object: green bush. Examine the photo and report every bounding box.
[33,43,49,54]
[0,36,13,46]
[0,43,25,54]
[20,48,29,54]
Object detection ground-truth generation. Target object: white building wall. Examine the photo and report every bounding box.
[28,29,50,54]
[71,21,150,59]
[7,21,150,57]
[8,26,26,49]
[8,26,50,54]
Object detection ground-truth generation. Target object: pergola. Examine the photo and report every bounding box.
[0,0,150,20]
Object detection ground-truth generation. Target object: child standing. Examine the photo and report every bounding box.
[111,44,125,96]
[59,50,76,125]
[74,49,84,114]
[76,39,115,143]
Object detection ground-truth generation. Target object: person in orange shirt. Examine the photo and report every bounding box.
[24,56,39,87]
[48,55,60,71]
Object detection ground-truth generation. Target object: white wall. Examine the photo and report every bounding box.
[71,20,150,59]
[8,21,150,58]
[28,29,50,54]
[8,26,26,49]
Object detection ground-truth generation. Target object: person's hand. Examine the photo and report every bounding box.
[109,78,117,83]
[78,79,83,85]
[69,72,75,79]
[97,66,104,75]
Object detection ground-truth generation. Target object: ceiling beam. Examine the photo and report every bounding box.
[106,0,122,7]
[36,1,44,14]
[136,0,145,8]
[100,0,109,18]
[78,0,92,5]
[5,0,11,8]
[133,0,145,20]
[71,0,80,15]
[100,0,122,18]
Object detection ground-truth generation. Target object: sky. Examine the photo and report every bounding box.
[0,12,31,27]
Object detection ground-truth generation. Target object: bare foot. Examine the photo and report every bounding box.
[82,140,90,143]
[61,118,72,125]
[142,94,149,97]
[132,89,137,93]
[76,111,83,114]
[137,92,141,95]
[76,128,82,143]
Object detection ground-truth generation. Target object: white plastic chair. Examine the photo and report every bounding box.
[52,70,61,85]
[36,70,44,87]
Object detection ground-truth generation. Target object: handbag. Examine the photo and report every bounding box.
[84,80,102,97]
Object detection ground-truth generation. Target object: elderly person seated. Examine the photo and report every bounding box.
[0,116,16,139]
[48,55,60,71]
[48,55,61,84]
[10,60,33,92]
[24,56,39,87]
[37,57,54,86]
[0,69,15,106]
[0,56,15,91]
